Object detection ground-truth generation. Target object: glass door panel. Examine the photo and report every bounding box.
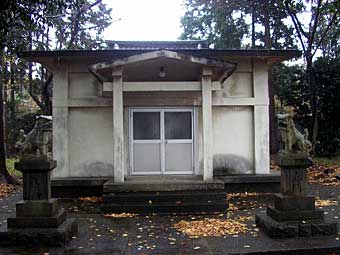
[131,111,162,174]
[164,110,193,174]
[133,112,160,140]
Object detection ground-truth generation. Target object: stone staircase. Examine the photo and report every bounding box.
[102,190,229,214]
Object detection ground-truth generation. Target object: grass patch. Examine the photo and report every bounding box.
[313,156,340,166]
[6,158,22,179]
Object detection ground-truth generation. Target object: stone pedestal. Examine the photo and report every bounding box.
[0,160,77,246]
[256,153,338,238]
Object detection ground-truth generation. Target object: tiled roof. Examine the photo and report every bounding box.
[105,40,210,50]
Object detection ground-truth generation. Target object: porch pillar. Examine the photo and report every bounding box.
[202,67,213,181]
[112,67,125,183]
[253,59,270,174]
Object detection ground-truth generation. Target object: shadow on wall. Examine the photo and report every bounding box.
[213,154,252,175]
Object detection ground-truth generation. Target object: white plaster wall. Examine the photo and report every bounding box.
[68,72,99,98]
[220,58,252,72]
[213,58,253,99]
[68,108,113,177]
[212,106,254,174]
[219,72,253,98]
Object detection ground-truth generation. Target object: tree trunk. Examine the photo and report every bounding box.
[306,58,318,155]
[264,0,271,49]
[9,60,16,156]
[251,0,256,48]
[0,51,18,184]
[263,0,278,154]
[268,68,279,154]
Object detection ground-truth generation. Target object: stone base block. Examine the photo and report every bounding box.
[7,208,66,228]
[0,218,77,246]
[256,213,337,238]
[16,199,59,217]
[15,160,57,172]
[274,194,315,211]
[275,153,312,168]
[267,206,324,222]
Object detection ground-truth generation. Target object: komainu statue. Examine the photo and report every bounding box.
[277,106,312,155]
[15,115,53,161]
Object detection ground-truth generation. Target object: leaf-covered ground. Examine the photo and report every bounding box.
[271,157,340,187]
[1,185,340,254]
[0,156,339,254]
[308,164,340,187]
[0,183,18,198]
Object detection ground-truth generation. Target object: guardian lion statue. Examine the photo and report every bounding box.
[277,112,312,154]
[15,115,53,161]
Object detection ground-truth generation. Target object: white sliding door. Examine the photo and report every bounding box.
[130,109,193,175]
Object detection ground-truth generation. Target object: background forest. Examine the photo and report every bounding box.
[0,0,340,183]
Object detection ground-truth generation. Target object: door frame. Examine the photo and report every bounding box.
[129,107,194,175]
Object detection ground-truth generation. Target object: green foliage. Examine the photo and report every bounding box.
[274,57,340,156]
[180,0,248,48]
[54,0,112,49]
[180,0,296,49]
[313,156,340,166]
[314,57,340,155]
[0,0,113,158]
[6,158,21,179]
[273,64,311,120]
[0,1,65,50]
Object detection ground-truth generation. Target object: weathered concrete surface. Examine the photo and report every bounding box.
[68,108,113,177]
[0,218,78,246]
[52,55,271,180]
[16,199,60,217]
[256,212,337,238]
[253,59,270,175]
[103,176,225,192]
[212,107,254,175]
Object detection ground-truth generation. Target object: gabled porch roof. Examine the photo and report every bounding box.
[88,50,237,83]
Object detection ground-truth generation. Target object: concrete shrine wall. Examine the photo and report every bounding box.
[212,106,254,174]
[52,57,269,178]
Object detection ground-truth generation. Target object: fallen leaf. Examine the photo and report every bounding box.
[78,196,103,203]
[104,213,137,218]
[173,218,248,237]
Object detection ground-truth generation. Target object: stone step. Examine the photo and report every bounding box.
[103,177,225,193]
[102,191,227,204]
[102,201,229,214]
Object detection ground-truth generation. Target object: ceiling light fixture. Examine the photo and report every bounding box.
[159,66,166,78]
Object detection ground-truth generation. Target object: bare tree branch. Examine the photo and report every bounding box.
[285,1,307,53]
[68,0,102,49]
[312,9,339,57]
[308,0,323,53]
